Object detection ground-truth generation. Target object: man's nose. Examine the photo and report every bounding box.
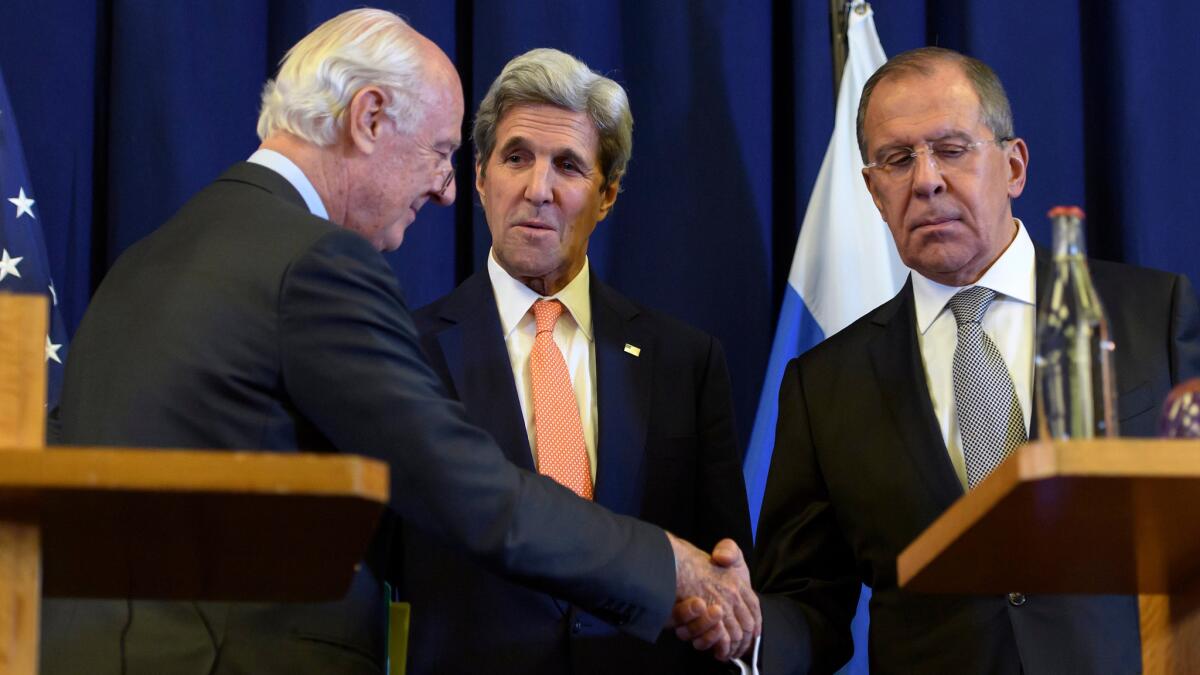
[432,174,456,206]
[524,161,553,204]
[910,149,945,197]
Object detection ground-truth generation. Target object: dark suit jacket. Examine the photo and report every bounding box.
[43,163,675,675]
[754,250,1200,675]
[403,269,753,674]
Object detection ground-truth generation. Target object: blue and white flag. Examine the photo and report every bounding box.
[745,1,904,528]
[744,5,903,672]
[1,65,69,407]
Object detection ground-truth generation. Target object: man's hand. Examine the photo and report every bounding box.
[665,534,760,661]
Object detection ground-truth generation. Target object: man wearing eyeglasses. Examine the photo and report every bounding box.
[751,46,1200,674]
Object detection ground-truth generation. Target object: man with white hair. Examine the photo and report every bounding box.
[44,9,757,674]
[405,48,754,674]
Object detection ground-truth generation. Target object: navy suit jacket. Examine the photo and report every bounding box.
[43,163,675,674]
[754,249,1200,675]
[404,269,753,674]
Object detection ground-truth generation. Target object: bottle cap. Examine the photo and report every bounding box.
[1047,205,1086,219]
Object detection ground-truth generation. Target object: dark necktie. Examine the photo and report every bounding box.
[949,286,1027,489]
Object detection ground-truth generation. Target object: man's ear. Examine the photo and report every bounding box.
[596,176,621,222]
[347,86,389,155]
[475,160,487,207]
[1006,137,1029,200]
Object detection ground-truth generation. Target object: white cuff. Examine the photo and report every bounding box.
[732,634,763,675]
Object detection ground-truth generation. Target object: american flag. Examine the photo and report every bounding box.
[1,65,68,407]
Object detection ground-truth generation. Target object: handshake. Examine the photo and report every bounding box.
[667,534,761,662]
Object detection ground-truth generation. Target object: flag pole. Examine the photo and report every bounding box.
[829,0,851,98]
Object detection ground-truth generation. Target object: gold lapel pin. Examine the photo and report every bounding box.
[623,343,641,357]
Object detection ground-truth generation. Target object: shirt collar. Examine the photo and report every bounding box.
[911,218,1036,334]
[487,250,593,341]
[247,149,328,220]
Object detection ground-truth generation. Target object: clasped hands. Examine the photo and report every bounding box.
[666,533,761,662]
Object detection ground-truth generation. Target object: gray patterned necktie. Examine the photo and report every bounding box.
[949,286,1027,489]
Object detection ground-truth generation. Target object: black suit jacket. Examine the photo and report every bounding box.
[43,163,675,674]
[754,250,1200,675]
[403,269,753,674]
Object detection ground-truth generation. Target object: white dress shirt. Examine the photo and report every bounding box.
[912,219,1036,489]
[247,149,328,219]
[487,250,598,481]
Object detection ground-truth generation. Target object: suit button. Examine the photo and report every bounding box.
[571,620,583,634]
[1008,592,1026,607]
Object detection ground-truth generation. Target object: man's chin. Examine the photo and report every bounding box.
[495,249,563,278]
[910,253,988,286]
[379,224,411,252]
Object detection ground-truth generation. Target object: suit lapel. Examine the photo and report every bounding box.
[590,277,652,516]
[434,272,535,471]
[868,279,965,507]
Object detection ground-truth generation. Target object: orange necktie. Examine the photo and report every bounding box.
[529,299,594,500]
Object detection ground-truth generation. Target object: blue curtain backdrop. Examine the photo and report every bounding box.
[2,0,1199,458]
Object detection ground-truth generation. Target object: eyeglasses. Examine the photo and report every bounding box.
[864,137,1012,178]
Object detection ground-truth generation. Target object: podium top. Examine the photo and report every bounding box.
[0,447,388,499]
[0,448,389,602]
[898,439,1200,595]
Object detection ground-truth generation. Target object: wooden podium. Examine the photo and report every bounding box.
[898,438,1200,674]
[0,294,389,674]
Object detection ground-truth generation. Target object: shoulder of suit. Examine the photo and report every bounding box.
[173,165,335,247]
[412,293,452,335]
[108,168,347,280]
[793,284,909,369]
[594,280,719,345]
[188,172,391,286]
[411,270,491,336]
[1087,255,1181,286]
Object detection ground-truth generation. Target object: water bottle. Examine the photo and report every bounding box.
[1034,206,1118,439]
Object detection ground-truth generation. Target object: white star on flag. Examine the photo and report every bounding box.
[7,187,36,219]
[45,335,63,364]
[0,248,23,281]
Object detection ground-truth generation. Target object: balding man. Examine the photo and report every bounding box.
[44,9,756,674]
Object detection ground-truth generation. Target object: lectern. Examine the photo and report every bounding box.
[0,294,389,673]
[899,438,1200,674]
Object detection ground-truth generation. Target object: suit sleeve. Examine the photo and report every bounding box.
[753,359,862,675]
[693,336,754,557]
[1169,273,1200,382]
[276,230,674,641]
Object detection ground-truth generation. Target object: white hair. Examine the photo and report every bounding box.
[257,8,428,145]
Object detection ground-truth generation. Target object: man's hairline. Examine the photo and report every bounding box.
[861,62,989,160]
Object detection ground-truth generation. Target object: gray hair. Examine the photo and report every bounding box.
[473,48,632,190]
[257,8,427,145]
[856,46,1014,162]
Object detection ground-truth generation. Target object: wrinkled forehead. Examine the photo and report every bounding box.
[496,104,600,156]
[864,67,987,151]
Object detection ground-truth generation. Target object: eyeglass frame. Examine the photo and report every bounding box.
[436,159,456,196]
[863,136,1014,176]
